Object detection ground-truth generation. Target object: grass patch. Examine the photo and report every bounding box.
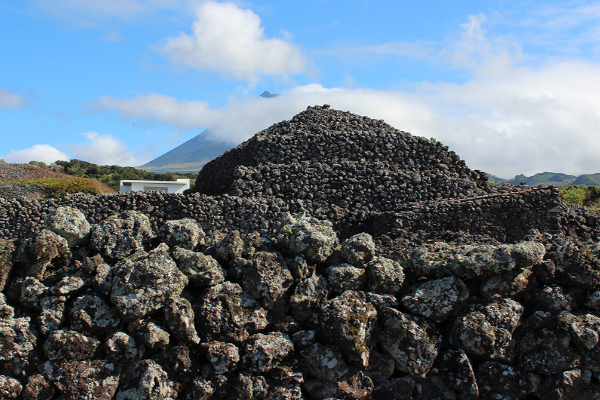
[560,185,600,211]
[7,177,102,198]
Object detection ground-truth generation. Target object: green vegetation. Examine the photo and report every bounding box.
[560,185,600,210]
[54,160,197,191]
[12,177,102,198]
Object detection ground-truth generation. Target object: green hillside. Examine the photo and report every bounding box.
[53,160,197,191]
[506,172,577,186]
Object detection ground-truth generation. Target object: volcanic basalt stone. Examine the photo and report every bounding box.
[160,218,204,250]
[299,342,350,382]
[319,290,377,368]
[116,359,177,400]
[41,359,123,400]
[279,213,338,264]
[289,270,330,327]
[325,263,367,295]
[194,281,268,343]
[171,247,225,287]
[366,257,405,295]
[43,329,100,361]
[200,341,240,374]
[18,229,69,279]
[554,241,600,290]
[129,318,170,350]
[241,332,294,373]
[163,297,201,344]
[0,239,15,292]
[22,373,55,400]
[69,292,119,334]
[0,375,22,399]
[341,233,376,268]
[476,362,541,399]
[401,276,469,322]
[451,298,523,361]
[105,332,143,363]
[91,211,154,260]
[378,307,441,379]
[110,243,188,320]
[241,251,294,310]
[44,206,91,248]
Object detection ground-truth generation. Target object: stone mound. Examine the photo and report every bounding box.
[192,105,490,212]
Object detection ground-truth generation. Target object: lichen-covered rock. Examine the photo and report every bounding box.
[41,359,122,400]
[401,276,469,322]
[476,362,541,399]
[299,342,349,382]
[110,244,188,320]
[410,241,546,279]
[379,307,441,379]
[44,206,91,248]
[0,375,22,399]
[558,311,600,350]
[319,290,377,367]
[326,264,367,295]
[242,332,294,373]
[105,332,143,363]
[37,295,65,336]
[116,359,177,400]
[242,251,293,310]
[184,377,215,400]
[291,330,316,351]
[364,348,396,383]
[19,277,48,311]
[22,373,54,400]
[163,297,201,344]
[0,239,15,292]
[519,328,581,375]
[215,230,244,261]
[366,257,405,295]
[372,376,415,400]
[537,368,599,399]
[279,213,338,264]
[341,233,376,267]
[194,281,268,343]
[480,268,534,300]
[436,349,479,400]
[201,341,240,374]
[69,292,119,334]
[18,229,69,279]
[264,366,304,400]
[289,271,329,327]
[451,298,522,361]
[91,211,154,260]
[533,286,574,312]
[555,241,600,290]
[337,371,374,400]
[171,247,225,287]
[0,316,38,378]
[160,218,204,250]
[128,318,170,350]
[43,329,100,361]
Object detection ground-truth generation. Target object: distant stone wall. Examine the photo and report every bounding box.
[2,184,594,249]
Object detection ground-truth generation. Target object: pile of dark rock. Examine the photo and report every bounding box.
[0,106,600,399]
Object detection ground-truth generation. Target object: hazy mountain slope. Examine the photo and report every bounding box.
[506,172,577,186]
[572,173,600,186]
[138,130,235,173]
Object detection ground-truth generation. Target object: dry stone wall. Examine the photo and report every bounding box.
[0,106,599,399]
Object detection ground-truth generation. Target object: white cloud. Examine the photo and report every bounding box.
[0,89,25,109]
[1,144,69,164]
[157,0,308,83]
[103,31,124,42]
[67,131,152,166]
[88,11,600,178]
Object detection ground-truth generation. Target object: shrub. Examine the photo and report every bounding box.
[17,177,102,198]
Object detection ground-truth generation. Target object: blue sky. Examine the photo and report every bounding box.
[1,0,600,178]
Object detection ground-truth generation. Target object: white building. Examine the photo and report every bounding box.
[120,179,191,194]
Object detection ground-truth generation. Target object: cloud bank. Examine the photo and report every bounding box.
[90,55,600,179]
[2,132,153,166]
[0,89,26,109]
[1,144,69,164]
[157,0,308,83]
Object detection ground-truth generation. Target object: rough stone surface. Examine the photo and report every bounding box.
[401,276,469,322]
[0,106,600,399]
[91,211,154,260]
[44,206,91,247]
[160,218,204,250]
[279,213,338,264]
[110,243,188,319]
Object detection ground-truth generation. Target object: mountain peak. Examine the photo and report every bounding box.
[260,91,279,98]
